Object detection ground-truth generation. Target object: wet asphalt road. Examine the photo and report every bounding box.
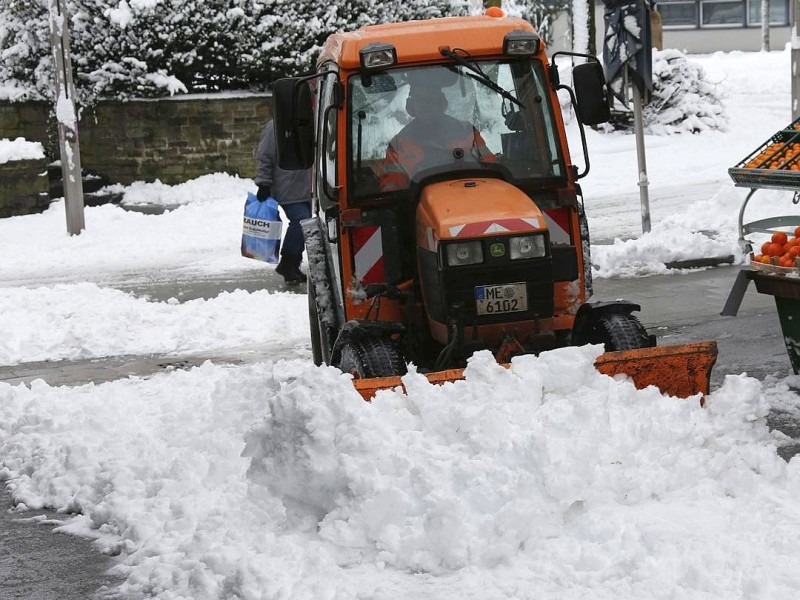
[1,263,797,599]
[0,491,121,600]
[597,264,790,387]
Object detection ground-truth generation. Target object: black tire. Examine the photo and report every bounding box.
[593,313,652,352]
[308,279,323,366]
[338,337,407,379]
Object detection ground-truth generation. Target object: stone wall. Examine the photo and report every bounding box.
[80,94,271,185]
[0,102,52,151]
[0,93,272,187]
[0,158,49,218]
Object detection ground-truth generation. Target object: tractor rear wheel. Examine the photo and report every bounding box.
[593,313,652,352]
[338,337,407,379]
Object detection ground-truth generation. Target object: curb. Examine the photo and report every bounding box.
[664,255,736,270]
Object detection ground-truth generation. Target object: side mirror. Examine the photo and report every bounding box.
[272,78,314,170]
[572,62,611,126]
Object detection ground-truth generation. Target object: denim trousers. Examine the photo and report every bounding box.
[280,202,312,257]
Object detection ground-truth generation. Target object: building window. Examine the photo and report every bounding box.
[747,0,789,24]
[657,0,790,28]
[701,0,745,26]
[660,1,699,27]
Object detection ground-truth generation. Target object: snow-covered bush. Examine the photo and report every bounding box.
[493,0,569,47]
[605,48,727,134]
[348,0,458,28]
[0,1,52,103]
[0,0,463,105]
[645,48,727,134]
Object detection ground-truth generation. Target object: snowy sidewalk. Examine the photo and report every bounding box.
[0,349,266,388]
[0,267,293,388]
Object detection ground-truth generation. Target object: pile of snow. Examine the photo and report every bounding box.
[106,172,255,207]
[0,284,308,365]
[0,137,45,165]
[2,348,800,598]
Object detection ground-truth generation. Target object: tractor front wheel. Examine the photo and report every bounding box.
[593,313,652,352]
[338,337,407,379]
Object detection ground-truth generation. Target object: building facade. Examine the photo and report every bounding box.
[595,0,792,53]
[657,0,790,51]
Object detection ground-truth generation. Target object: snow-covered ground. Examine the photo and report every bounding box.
[2,49,800,599]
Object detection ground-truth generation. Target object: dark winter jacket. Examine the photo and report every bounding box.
[255,120,311,205]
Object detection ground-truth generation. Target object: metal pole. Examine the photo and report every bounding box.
[632,75,651,233]
[793,0,800,120]
[49,0,85,235]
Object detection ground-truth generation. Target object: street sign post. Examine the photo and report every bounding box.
[49,0,85,235]
[603,0,653,234]
[631,74,651,233]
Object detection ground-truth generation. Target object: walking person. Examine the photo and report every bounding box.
[255,119,312,286]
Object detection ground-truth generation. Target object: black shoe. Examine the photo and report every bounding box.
[290,268,308,284]
[290,254,308,284]
[276,254,307,286]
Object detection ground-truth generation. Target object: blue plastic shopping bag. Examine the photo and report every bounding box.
[241,192,282,264]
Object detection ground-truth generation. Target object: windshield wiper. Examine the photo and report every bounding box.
[440,47,524,108]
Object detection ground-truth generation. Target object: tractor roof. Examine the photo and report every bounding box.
[317,15,539,70]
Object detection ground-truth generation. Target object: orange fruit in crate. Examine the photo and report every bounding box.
[760,255,772,264]
[768,242,785,256]
[790,246,800,258]
[780,257,795,267]
[761,241,773,254]
[772,231,789,245]
[795,226,800,238]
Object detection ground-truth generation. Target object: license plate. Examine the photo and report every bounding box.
[475,283,527,316]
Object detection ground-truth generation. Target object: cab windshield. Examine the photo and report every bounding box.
[349,59,564,199]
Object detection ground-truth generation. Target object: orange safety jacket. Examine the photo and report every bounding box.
[380,119,497,191]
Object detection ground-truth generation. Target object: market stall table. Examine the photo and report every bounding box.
[723,117,800,374]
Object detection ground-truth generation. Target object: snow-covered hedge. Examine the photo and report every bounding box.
[0,0,460,105]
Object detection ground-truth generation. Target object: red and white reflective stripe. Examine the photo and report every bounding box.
[447,217,541,238]
[352,226,385,284]
[542,208,571,244]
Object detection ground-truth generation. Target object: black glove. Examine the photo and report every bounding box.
[256,185,271,201]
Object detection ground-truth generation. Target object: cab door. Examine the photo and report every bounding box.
[313,65,345,326]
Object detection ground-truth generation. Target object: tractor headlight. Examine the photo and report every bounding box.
[446,241,483,266]
[509,234,546,260]
[503,30,540,56]
[359,42,398,70]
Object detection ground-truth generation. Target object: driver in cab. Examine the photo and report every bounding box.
[380,82,496,192]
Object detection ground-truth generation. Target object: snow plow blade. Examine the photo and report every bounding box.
[352,341,718,401]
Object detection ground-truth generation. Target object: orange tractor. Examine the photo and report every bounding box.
[272,11,717,399]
